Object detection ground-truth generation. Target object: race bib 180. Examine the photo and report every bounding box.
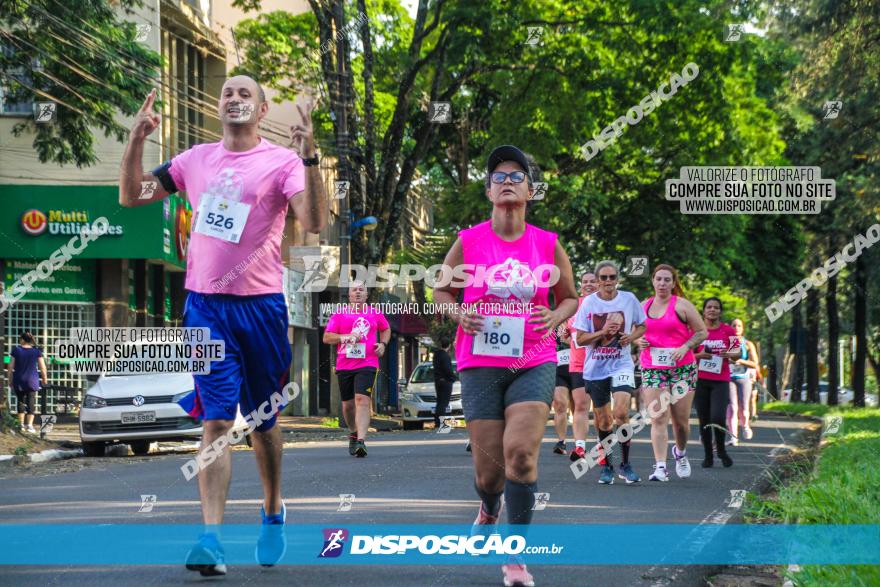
[472,316,525,358]
[650,347,676,367]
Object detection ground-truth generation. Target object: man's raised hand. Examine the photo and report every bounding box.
[131,89,160,141]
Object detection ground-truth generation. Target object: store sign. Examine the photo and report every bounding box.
[3,259,95,302]
[0,185,163,261]
[20,209,123,237]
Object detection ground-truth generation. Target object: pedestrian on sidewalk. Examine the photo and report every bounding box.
[431,338,456,430]
[6,331,47,434]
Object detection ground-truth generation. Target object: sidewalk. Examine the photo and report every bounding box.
[37,415,403,446]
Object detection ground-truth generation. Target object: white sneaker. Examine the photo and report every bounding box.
[26,425,36,434]
[743,427,753,440]
[725,436,737,447]
[649,464,669,482]
[675,453,691,478]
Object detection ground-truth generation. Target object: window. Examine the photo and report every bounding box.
[0,44,36,115]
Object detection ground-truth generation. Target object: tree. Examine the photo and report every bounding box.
[0,0,161,167]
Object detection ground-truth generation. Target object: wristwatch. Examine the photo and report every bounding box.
[302,152,320,167]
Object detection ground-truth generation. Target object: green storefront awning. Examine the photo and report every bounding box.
[0,184,190,268]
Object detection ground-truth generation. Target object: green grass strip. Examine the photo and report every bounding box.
[750,403,880,586]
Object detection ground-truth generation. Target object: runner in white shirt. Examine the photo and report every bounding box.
[573,261,646,484]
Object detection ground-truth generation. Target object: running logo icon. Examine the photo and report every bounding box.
[429,102,451,123]
[725,24,745,42]
[531,182,547,201]
[138,494,157,513]
[35,102,56,123]
[319,528,349,558]
[299,255,333,292]
[626,256,648,277]
[823,101,842,120]
[337,494,355,512]
[525,26,544,46]
[532,492,550,510]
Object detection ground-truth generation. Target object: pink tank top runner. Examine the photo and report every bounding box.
[454,220,557,370]
[639,295,695,369]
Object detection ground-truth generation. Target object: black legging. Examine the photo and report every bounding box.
[694,379,730,455]
[434,380,453,426]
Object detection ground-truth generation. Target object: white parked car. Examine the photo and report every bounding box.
[79,372,249,457]
[400,361,463,430]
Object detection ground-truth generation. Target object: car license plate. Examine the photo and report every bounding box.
[122,411,156,424]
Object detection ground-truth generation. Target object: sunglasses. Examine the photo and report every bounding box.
[491,171,528,184]
[599,274,618,281]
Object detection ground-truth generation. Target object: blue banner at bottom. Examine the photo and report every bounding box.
[0,524,877,565]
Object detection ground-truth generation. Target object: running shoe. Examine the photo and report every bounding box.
[348,434,357,456]
[466,442,472,452]
[471,501,503,537]
[26,425,36,434]
[502,559,535,587]
[743,427,754,440]
[354,440,367,458]
[553,440,566,455]
[725,436,738,447]
[598,464,614,484]
[569,446,586,462]
[618,463,641,484]
[701,455,714,468]
[256,503,287,567]
[718,451,733,468]
[186,532,227,576]
[649,464,669,482]
[672,446,691,478]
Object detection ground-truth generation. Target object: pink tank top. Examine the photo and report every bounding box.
[639,295,695,369]
[454,220,557,370]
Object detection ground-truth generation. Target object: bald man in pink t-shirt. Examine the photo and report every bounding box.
[119,76,328,575]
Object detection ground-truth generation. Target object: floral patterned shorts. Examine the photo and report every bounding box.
[641,362,697,391]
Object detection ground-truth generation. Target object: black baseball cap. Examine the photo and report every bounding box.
[486,145,532,179]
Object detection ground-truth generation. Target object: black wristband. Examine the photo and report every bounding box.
[302,153,320,167]
[150,161,178,194]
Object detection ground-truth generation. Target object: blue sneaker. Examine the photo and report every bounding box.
[256,503,287,567]
[186,532,227,576]
[598,464,614,484]
[618,463,641,484]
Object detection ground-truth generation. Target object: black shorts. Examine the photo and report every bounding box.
[337,368,378,401]
[586,376,635,408]
[570,371,585,390]
[14,388,37,415]
[555,365,573,389]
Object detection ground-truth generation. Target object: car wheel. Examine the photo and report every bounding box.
[82,442,106,457]
[129,440,151,456]
[402,420,424,431]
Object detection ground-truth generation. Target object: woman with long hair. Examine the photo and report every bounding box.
[634,265,707,482]
[693,298,739,467]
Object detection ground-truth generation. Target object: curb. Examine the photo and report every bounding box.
[0,448,83,467]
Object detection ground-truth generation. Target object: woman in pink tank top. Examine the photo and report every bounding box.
[434,145,578,587]
[634,264,707,482]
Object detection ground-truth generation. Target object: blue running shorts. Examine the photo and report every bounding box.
[177,292,292,431]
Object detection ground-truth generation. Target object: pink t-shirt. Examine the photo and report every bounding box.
[169,139,306,295]
[454,221,558,370]
[567,297,588,373]
[326,308,390,371]
[639,295,695,369]
[697,323,739,381]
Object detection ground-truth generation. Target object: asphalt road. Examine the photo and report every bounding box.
[0,414,809,587]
